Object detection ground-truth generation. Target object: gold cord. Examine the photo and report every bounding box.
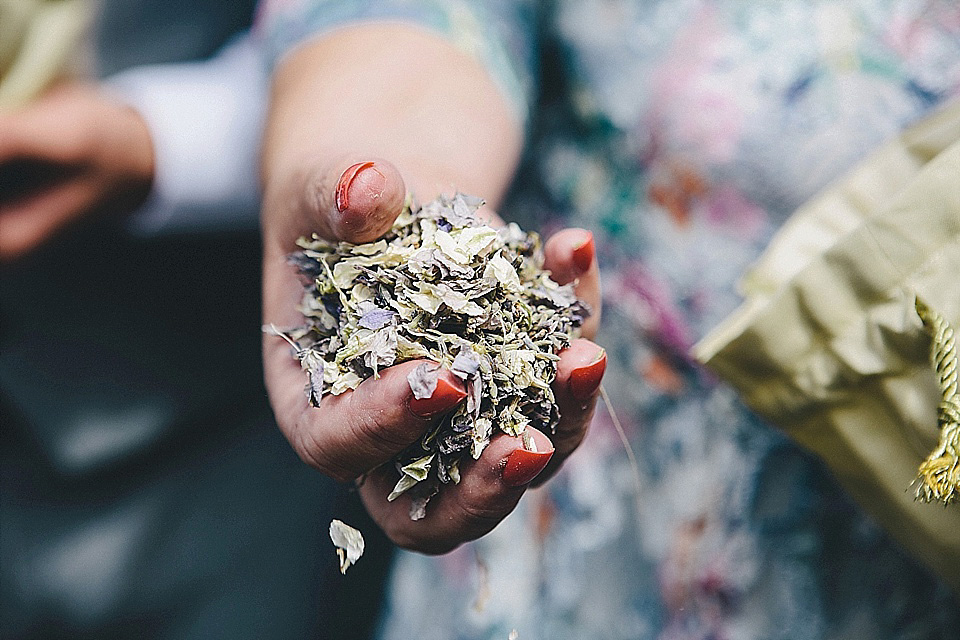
[914,297,960,506]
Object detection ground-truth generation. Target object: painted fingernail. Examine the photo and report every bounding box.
[502,444,554,487]
[571,232,595,273]
[408,375,467,417]
[335,161,384,213]
[569,349,607,401]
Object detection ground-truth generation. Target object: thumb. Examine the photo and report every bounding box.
[289,157,407,247]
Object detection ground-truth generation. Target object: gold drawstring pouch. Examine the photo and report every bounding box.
[695,102,960,591]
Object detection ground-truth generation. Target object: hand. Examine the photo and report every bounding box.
[0,84,154,261]
[261,155,605,554]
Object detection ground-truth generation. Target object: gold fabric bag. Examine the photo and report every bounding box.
[695,102,960,591]
[0,0,93,109]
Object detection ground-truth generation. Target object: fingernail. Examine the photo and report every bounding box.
[408,375,467,417]
[569,349,606,401]
[571,232,595,273]
[502,444,554,487]
[335,161,384,213]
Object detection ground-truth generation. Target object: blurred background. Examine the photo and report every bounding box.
[1,2,393,638]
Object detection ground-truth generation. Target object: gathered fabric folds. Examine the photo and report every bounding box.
[695,101,960,591]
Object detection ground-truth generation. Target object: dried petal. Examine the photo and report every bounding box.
[280,193,588,519]
[358,307,395,330]
[329,519,365,574]
[407,362,441,400]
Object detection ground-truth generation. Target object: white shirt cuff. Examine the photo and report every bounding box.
[106,33,268,235]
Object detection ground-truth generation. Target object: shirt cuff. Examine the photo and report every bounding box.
[106,33,269,235]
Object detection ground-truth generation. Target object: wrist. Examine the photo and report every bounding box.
[92,93,155,218]
[114,102,155,211]
[262,24,522,209]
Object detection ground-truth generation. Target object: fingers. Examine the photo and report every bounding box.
[360,427,555,554]
[0,86,154,261]
[262,155,413,467]
[0,114,24,162]
[0,107,49,163]
[265,156,407,253]
[261,155,419,479]
[353,343,603,554]
[334,341,605,554]
[543,228,601,338]
[0,87,99,165]
[542,231,605,477]
[273,357,468,484]
[321,158,407,243]
[0,173,95,261]
[530,338,606,486]
[259,156,604,553]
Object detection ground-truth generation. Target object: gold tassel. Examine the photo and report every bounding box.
[914,297,960,506]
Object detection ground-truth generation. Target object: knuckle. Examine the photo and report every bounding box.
[292,417,355,483]
[452,490,509,539]
[347,395,417,458]
[553,409,594,458]
[379,518,418,551]
[377,500,473,556]
[388,526,458,556]
[417,539,460,556]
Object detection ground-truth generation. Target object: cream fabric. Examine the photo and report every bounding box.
[695,102,960,590]
[0,0,93,109]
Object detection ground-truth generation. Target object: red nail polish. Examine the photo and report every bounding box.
[502,445,554,487]
[571,232,595,273]
[408,375,467,417]
[335,161,380,212]
[569,349,606,401]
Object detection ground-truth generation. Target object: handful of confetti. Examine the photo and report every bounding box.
[275,194,588,518]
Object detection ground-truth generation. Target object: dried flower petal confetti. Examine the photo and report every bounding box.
[329,519,364,574]
[275,194,588,518]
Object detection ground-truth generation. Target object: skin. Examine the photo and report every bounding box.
[0,24,604,554]
[0,84,154,261]
[260,24,605,554]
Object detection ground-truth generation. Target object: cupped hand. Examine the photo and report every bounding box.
[0,84,154,261]
[261,156,604,554]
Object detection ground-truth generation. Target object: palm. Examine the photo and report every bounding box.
[261,156,604,553]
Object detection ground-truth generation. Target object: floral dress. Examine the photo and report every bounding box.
[258,1,960,638]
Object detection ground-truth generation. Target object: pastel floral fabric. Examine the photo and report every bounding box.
[257,1,960,638]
